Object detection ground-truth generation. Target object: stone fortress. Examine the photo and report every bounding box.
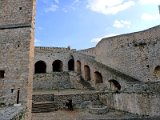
[0,0,160,120]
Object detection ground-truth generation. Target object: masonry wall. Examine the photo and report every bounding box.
[100,92,160,116]
[33,72,73,90]
[34,48,140,92]
[79,47,96,57]
[73,52,140,91]
[0,0,35,119]
[34,47,74,72]
[96,25,160,82]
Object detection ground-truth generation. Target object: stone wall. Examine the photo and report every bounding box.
[0,0,36,119]
[100,92,160,116]
[34,48,141,92]
[33,72,73,90]
[79,47,96,57]
[73,52,141,91]
[33,92,105,109]
[96,25,160,82]
[34,47,75,72]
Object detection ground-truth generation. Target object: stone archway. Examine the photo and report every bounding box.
[94,71,103,84]
[52,60,63,72]
[84,65,91,81]
[154,66,160,78]
[76,60,81,74]
[68,59,74,71]
[109,79,121,91]
[35,61,47,74]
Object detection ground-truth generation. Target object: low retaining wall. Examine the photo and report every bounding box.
[32,91,105,109]
[33,72,74,90]
[99,92,160,116]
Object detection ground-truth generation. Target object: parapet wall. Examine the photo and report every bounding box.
[96,25,160,82]
[35,47,71,53]
[78,47,96,57]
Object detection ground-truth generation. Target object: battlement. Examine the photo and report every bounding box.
[35,46,74,53]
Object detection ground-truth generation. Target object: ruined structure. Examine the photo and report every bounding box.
[0,0,160,120]
[33,25,160,118]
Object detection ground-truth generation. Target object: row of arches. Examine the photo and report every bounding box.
[34,59,121,89]
[35,58,74,73]
[34,59,103,84]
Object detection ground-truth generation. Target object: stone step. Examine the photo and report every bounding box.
[32,102,58,113]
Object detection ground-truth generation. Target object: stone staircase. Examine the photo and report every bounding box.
[79,78,95,90]
[32,102,58,113]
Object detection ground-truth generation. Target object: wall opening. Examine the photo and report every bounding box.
[94,71,103,84]
[76,60,81,74]
[68,59,74,71]
[109,80,121,91]
[0,70,5,78]
[53,60,63,72]
[84,65,91,81]
[35,61,46,74]
[154,66,160,78]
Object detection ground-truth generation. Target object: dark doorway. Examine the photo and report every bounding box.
[0,70,5,78]
[94,71,103,84]
[76,60,81,74]
[109,79,121,91]
[84,65,91,81]
[53,60,63,72]
[68,59,74,71]
[35,61,46,74]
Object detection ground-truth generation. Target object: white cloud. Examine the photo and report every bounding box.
[87,0,135,15]
[113,20,131,28]
[141,13,160,21]
[34,38,42,46]
[45,4,59,12]
[139,0,160,5]
[91,34,118,44]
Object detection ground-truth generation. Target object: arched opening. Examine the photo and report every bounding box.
[84,65,91,81]
[76,60,81,74]
[68,59,74,71]
[154,66,160,78]
[35,61,46,74]
[94,71,103,84]
[52,60,63,72]
[109,80,121,91]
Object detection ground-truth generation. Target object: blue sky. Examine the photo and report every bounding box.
[35,0,160,50]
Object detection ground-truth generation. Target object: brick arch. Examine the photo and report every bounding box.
[76,60,81,74]
[94,71,103,84]
[84,65,91,81]
[52,60,63,72]
[35,60,47,74]
[109,79,121,91]
[154,66,160,78]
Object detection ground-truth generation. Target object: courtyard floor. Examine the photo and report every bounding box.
[31,109,147,120]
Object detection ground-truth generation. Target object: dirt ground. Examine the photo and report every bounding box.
[32,109,142,120]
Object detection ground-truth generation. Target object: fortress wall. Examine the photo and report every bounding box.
[33,72,73,90]
[78,47,96,57]
[34,48,74,72]
[100,92,160,116]
[34,48,139,91]
[35,47,70,53]
[96,25,160,82]
[0,0,36,119]
[73,52,140,91]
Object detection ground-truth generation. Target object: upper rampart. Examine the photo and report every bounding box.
[95,25,160,82]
